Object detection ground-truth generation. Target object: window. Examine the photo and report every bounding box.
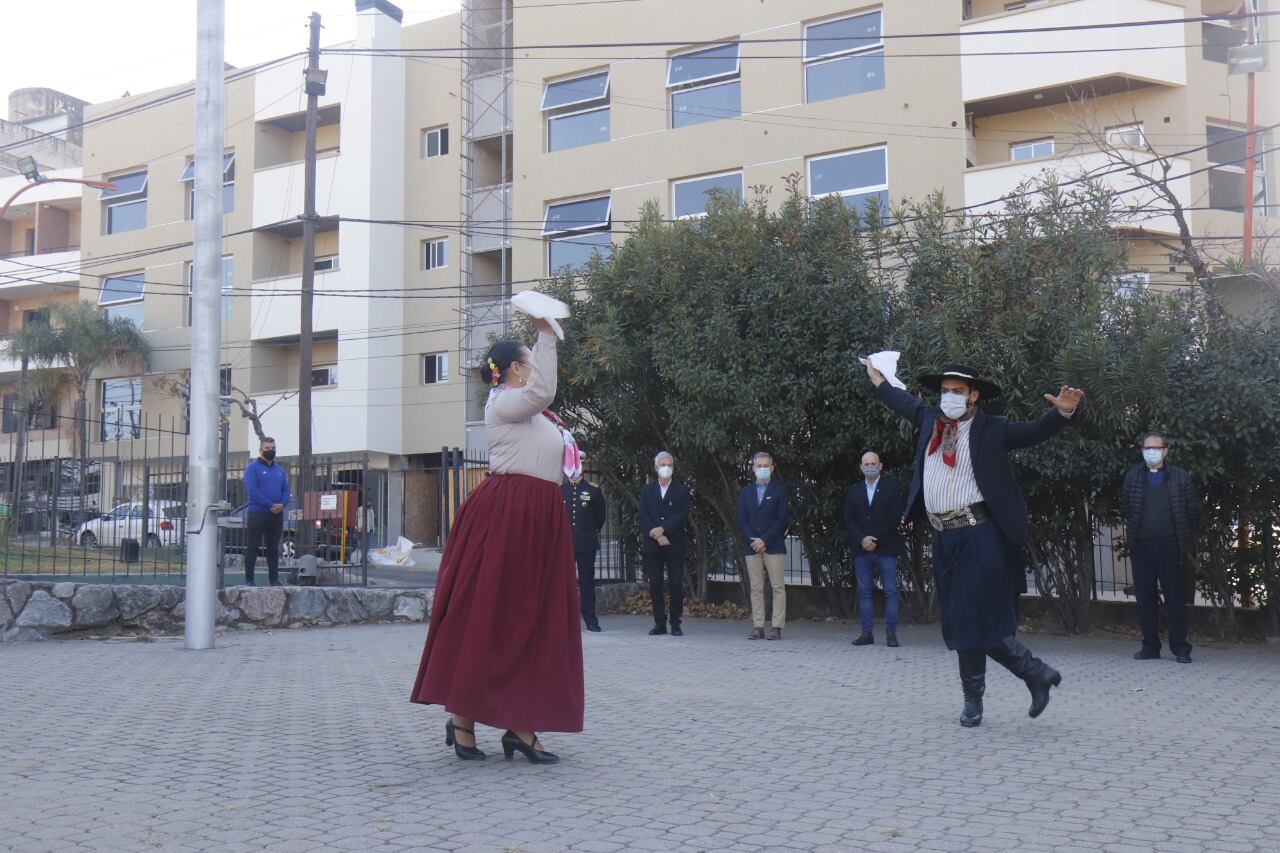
[99,272,145,329]
[1116,271,1149,298]
[1105,123,1146,149]
[1202,20,1248,64]
[180,152,235,218]
[314,255,339,272]
[23,308,49,328]
[220,366,233,397]
[101,170,148,234]
[421,238,448,270]
[1005,0,1052,10]
[808,146,889,216]
[672,171,745,219]
[2,394,56,434]
[101,377,142,442]
[543,195,612,274]
[667,44,741,129]
[185,256,233,326]
[804,10,885,104]
[423,352,449,385]
[421,126,449,158]
[1010,138,1055,161]
[1207,123,1267,212]
[311,365,338,388]
[543,71,611,152]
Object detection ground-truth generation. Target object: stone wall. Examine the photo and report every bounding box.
[1,580,432,642]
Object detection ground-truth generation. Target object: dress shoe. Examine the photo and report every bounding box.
[501,730,559,764]
[747,627,765,640]
[886,634,900,648]
[445,719,486,761]
[585,623,602,633]
[851,631,874,646]
[1176,653,1192,664]
[269,580,284,587]
[766,627,782,641]
[648,626,667,636]
[671,625,684,636]
[1133,648,1161,660]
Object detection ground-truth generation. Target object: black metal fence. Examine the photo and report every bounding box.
[0,413,373,587]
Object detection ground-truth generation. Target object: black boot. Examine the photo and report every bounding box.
[957,650,986,728]
[988,636,1061,719]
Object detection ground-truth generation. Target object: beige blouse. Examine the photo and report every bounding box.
[485,331,565,484]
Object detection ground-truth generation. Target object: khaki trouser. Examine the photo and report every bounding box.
[745,552,787,628]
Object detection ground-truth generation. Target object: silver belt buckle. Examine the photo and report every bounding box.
[928,513,944,532]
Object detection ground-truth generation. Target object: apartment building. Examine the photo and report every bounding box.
[4,0,1273,538]
[450,0,1278,449]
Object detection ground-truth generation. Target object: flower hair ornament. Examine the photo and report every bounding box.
[486,357,501,387]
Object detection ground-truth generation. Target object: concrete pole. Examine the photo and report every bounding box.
[186,0,226,651]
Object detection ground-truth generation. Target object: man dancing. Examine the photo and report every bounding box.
[866,362,1084,727]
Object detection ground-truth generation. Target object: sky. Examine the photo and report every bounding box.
[1,1,461,109]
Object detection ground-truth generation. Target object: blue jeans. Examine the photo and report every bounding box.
[854,554,899,634]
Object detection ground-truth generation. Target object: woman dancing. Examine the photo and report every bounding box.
[411,317,584,764]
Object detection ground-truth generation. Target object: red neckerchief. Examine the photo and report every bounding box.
[927,410,975,468]
[541,409,566,430]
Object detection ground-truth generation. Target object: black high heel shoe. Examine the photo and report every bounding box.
[501,730,559,764]
[445,719,486,761]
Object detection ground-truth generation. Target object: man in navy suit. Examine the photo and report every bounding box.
[737,452,790,641]
[842,451,904,647]
[639,451,692,636]
[866,361,1084,728]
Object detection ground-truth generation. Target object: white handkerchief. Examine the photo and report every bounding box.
[511,290,569,340]
[858,350,908,390]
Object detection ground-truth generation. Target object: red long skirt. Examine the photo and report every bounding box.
[411,474,584,732]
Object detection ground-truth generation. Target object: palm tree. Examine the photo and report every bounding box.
[5,300,151,482]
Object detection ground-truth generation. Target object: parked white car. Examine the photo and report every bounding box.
[75,501,185,549]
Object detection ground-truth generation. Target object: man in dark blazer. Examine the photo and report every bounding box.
[1120,431,1200,663]
[639,451,692,636]
[737,452,790,640]
[842,451,904,647]
[866,361,1083,728]
[563,450,608,633]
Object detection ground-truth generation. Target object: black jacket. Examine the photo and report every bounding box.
[842,476,904,557]
[874,383,1072,592]
[638,480,691,553]
[1120,464,1199,552]
[562,479,607,554]
[736,481,789,555]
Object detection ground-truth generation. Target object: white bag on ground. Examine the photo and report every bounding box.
[369,536,416,567]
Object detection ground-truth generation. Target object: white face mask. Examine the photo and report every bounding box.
[657,465,673,480]
[940,391,970,420]
[754,467,771,482]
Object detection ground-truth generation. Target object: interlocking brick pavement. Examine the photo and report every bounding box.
[1,616,1278,852]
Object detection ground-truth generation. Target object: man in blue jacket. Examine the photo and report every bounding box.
[866,362,1083,728]
[243,437,291,586]
[842,451,904,647]
[738,452,790,641]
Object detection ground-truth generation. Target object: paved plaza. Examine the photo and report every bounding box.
[2,616,1278,853]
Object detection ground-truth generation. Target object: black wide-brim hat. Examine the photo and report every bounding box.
[918,363,1003,400]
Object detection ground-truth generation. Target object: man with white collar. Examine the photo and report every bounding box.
[1120,431,1199,663]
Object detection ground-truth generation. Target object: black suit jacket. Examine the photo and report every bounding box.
[873,383,1072,588]
[842,476,904,557]
[638,480,691,554]
[562,479,607,554]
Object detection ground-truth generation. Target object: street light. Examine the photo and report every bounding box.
[16,155,41,182]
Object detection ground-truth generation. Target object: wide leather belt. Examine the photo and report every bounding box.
[928,502,989,532]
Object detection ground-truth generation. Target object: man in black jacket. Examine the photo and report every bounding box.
[638,451,692,636]
[563,451,608,633]
[1120,431,1200,663]
[842,451,904,647]
[867,361,1084,728]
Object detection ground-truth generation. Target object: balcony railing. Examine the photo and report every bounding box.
[960,0,1187,114]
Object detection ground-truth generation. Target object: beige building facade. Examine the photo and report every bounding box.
[2,0,1275,537]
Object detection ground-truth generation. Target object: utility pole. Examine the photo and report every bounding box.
[186,0,226,651]
[1240,0,1259,273]
[298,13,324,509]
